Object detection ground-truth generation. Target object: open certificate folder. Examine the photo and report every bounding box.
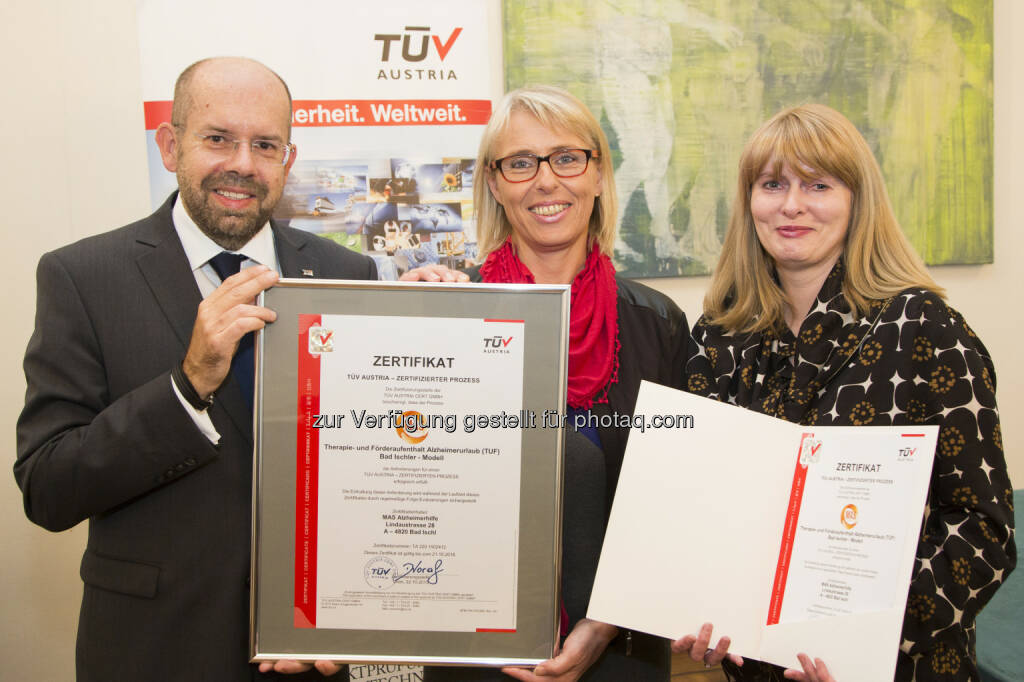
[588,382,938,680]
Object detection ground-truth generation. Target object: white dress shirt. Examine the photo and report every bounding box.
[170,195,279,443]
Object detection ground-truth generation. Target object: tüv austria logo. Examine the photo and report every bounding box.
[374,25,463,80]
[483,335,513,355]
[364,556,397,590]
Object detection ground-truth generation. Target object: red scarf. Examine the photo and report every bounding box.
[480,240,620,409]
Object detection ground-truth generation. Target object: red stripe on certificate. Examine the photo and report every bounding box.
[484,319,524,323]
[476,628,517,633]
[294,314,322,629]
[767,433,812,626]
[142,99,492,130]
[902,433,926,437]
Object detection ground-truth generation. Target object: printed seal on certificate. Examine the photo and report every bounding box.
[250,279,570,667]
[308,326,334,354]
[364,557,398,590]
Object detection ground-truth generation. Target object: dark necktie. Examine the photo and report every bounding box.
[208,252,254,410]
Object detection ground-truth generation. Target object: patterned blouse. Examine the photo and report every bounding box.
[686,264,1015,681]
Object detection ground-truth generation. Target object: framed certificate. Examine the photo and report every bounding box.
[251,280,570,666]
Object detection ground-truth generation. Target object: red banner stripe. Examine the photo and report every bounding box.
[476,628,517,633]
[142,99,492,130]
[292,99,492,127]
[143,101,173,130]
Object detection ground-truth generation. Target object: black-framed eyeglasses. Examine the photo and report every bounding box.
[491,149,598,183]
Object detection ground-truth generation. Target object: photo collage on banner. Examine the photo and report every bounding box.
[278,154,477,280]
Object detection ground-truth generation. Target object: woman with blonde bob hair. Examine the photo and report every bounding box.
[420,85,690,681]
[472,85,618,265]
[706,103,943,334]
[687,104,1015,681]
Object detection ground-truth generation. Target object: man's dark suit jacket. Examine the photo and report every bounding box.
[15,194,377,681]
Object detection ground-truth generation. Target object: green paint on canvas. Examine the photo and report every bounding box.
[504,0,993,277]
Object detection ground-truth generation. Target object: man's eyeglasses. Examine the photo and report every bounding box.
[491,149,598,183]
[188,131,295,166]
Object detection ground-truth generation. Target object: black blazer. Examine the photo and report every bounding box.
[15,194,376,681]
[425,268,687,682]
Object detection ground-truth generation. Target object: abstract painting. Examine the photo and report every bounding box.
[504,1,993,277]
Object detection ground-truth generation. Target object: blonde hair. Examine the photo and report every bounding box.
[474,86,617,258]
[705,103,944,334]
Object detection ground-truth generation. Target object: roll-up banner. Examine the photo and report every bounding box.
[138,0,502,280]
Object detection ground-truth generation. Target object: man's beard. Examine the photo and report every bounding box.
[179,172,273,251]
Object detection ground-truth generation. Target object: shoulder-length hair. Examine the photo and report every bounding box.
[705,103,944,334]
[474,85,617,258]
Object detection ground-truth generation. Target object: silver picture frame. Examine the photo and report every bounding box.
[251,279,569,667]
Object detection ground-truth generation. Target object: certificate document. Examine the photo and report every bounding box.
[771,430,932,626]
[588,382,937,681]
[251,279,569,665]
[294,314,525,632]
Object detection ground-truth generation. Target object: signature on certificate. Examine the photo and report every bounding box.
[395,558,445,585]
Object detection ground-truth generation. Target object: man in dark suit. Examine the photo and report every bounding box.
[15,57,372,681]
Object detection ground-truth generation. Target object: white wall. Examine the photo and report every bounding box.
[1,1,1020,679]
